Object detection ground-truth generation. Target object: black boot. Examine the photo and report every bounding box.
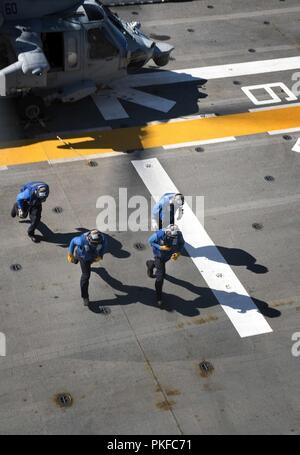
[11,205,17,218]
[83,298,90,307]
[146,260,155,278]
[155,280,163,308]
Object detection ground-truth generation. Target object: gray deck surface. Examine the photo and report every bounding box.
[0,0,299,435]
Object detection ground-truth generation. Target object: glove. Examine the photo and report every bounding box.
[93,256,102,263]
[18,208,26,219]
[172,253,180,261]
[67,253,75,264]
[160,245,172,251]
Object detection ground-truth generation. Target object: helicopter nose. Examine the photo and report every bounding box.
[153,42,174,67]
[128,49,149,70]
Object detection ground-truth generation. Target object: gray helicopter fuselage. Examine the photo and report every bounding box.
[0,1,173,106]
[0,0,83,23]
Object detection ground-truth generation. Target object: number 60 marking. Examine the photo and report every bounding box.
[4,2,18,15]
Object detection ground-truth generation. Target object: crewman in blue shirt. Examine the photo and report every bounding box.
[152,192,185,230]
[11,181,49,242]
[68,230,108,307]
[147,224,185,306]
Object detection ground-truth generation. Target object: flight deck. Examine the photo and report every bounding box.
[0,0,299,435]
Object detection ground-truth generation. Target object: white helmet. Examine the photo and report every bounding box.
[173,193,184,206]
[164,224,180,238]
[87,230,102,245]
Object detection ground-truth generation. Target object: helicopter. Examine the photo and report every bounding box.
[0,0,174,120]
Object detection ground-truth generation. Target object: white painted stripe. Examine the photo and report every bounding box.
[163,137,236,150]
[114,56,300,88]
[249,102,300,112]
[292,138,300,153]
[48,151,124,165]
[0,166,8,171]
[132,158,273,338]
[147,114,216,126]
[268,127,300,135]
[92,94,129,120]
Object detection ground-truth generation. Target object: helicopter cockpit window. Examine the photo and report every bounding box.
[84,4,104,21]
[87,28,118,59]
[42,32,64,71]
[101,5,124,33]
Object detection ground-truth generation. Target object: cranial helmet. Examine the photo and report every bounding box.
[164,224,180,238]
[173,193,184,206]
[36,185,49,201]
[87,230,102,245]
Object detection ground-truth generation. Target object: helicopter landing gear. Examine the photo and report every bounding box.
[17,96,46,122]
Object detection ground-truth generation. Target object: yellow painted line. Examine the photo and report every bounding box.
[1,105,300,167]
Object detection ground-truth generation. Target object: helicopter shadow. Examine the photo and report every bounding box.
[1,69,208,152]
[52,72,208,152]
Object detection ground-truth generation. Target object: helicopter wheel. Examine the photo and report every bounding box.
[17,96,46,121]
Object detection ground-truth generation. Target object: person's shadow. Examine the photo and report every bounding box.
[89,267,201,316]
[165,274,280,318]
[88,267,280,319]
[183,243,268,274]
[27,222,130,258]
[33,223,88,247]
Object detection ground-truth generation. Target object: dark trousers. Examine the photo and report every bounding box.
[148,257,167,301]
[79,259,92,299]
[28,204,42,236]
[11,202,42,236]
[159,204,175,229]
